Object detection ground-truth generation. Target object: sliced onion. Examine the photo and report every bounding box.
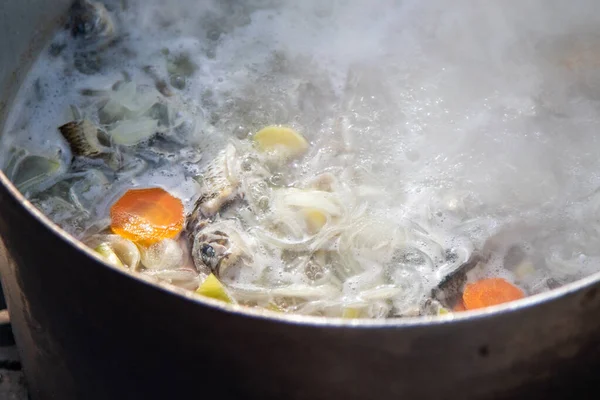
[102,82,158,120]
[279,188,344,216]
[142,268,198,282]
[270,284,339,299]
[226,283,272,302]
[85,234,141,270]
[391,268,426,314]
[367,301,392,319]
[359,285,404,301]
[9,152,67,196]
[109,117,159,146]
[140,238,184,270]
[80,217,111,238]
[433,242,474,287]
[342,264,385,298]
[253,228,316,251]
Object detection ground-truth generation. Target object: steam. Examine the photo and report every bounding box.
[5,0,600,304]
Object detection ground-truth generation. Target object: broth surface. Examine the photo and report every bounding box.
[3,0,600,317]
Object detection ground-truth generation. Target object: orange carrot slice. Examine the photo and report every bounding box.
[462,277,525,310]
[110,187,184,246]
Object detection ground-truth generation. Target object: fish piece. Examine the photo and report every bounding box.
[187,140,279,277]
[430,252,483,309]
[186,144,249,277]
[142,65,173,97]
[189,219,252,277]
[304,172,337,192]
[69,0,117,47]
[58,119,109,158]
[188,143,240,221]
[166,53,199,90]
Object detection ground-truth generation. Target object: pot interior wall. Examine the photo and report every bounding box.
[0,0,71,132]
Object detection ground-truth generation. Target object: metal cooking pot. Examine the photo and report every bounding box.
[2,2,600,399]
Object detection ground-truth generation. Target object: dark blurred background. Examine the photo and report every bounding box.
[0,282,29,399]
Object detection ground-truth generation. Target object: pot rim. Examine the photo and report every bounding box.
[0,166,595,328]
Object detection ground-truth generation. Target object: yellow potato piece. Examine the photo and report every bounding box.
[342,308,362,319]
[514,260,535,280]
[266,302,285,313]
[94,243,124,268]
[196,273,233,303]
[438,308,450,315]
[253,125,308,158]
[303,208,327,233]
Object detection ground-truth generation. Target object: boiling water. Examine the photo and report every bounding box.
[3,0,600,316]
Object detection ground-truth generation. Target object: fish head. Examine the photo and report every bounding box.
[191,220,251,277]
[69,1,116,46]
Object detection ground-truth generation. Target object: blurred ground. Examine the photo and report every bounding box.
[0,288,28,399]
[0,347,27,400]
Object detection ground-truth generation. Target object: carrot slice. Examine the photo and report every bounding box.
[462,277,525,310]
[110,187,184,246]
